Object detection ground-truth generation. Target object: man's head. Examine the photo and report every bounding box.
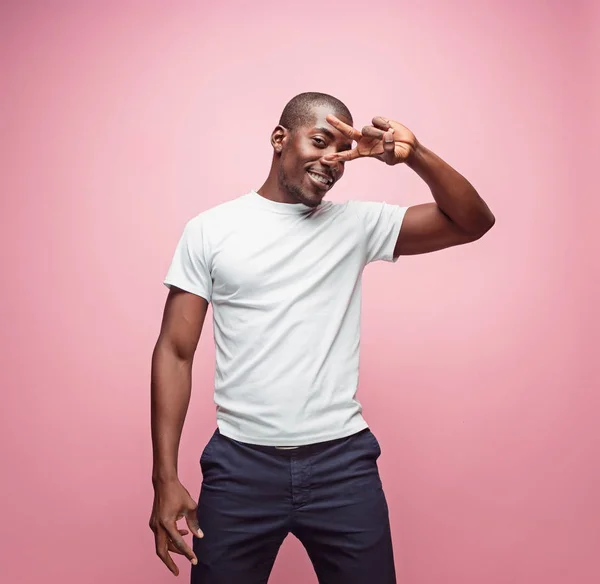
[270,92,354,207]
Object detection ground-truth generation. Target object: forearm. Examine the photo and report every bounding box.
[151,340,193,485]
[406,143,495,236]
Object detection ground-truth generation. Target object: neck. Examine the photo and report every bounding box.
[257,166,296,204]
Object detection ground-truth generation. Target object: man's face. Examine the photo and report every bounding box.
[275,105,354,207]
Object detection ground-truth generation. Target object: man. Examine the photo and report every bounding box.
[149,92,495,583]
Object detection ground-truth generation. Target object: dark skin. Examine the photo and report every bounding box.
[257,104,354,208]
[150,289,207,575]
[320,112,496,255]
[258,104,495,254]
[150,103,495,576]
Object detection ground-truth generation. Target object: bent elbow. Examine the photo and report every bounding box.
[468,211,495,240]
[480,212,496,235]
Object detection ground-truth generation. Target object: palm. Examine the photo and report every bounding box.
[325,115,417,166]
[357,121,415,162]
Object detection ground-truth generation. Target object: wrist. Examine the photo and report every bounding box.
[405,139,425,169]
[152,467,179,487]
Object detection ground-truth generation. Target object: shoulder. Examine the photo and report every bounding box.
[317,199,388,223]
[184,194,252,233]
[345,199,407,219]
[345,199,393,212]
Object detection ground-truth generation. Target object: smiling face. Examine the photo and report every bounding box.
[273,104,354,207]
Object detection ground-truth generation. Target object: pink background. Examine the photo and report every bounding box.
[1,1,598,583]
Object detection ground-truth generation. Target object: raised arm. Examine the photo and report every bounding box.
[150,287,208,576]
[322,114,495,256]
[394,143,495,256]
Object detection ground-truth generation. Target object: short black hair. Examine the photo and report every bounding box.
[278,92,352,132]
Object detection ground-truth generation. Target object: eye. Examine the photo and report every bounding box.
[312,137,326,147]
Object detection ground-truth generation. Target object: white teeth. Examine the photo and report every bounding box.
[308,172,331,185]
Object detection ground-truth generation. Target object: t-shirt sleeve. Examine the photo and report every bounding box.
[350,201,408,264]
[163,217,213,302]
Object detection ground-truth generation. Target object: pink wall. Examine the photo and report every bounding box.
[1,1,597,583]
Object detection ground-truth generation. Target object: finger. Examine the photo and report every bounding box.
[372,116,391,131]
[322,148,361,163]
[155,529,179,576]
[185,509,204,539]
[167,530,192,555]
[162,521,198,565]
[382,129,396,165]
[168,541,187,555]
[361,125,385,140]
[326,114,362,141]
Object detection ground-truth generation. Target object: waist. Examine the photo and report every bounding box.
[215,427,371,457]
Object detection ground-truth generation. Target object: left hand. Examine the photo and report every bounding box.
[323,114,418,166]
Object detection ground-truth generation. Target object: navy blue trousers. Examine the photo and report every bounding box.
[191,428,396,584]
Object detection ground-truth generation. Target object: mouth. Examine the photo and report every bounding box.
[306,170,334,191]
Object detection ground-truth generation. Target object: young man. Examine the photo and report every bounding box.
[149,92,495,583]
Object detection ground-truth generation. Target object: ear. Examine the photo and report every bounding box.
[271,125,288,154]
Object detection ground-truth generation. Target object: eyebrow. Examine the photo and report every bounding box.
[313,126,335,139]
[313,126,353,150]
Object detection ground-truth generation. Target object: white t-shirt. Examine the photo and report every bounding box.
[164,190,407,446]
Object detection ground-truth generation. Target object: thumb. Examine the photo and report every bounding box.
[185,503,204,538]
[382,129,395,165]
[322,148,360,164]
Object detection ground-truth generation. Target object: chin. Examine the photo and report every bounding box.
[302,195,323,208]
[300,193,325,208]
[289,185,324,208]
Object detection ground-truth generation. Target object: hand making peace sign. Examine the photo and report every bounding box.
[323,114,418,166]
